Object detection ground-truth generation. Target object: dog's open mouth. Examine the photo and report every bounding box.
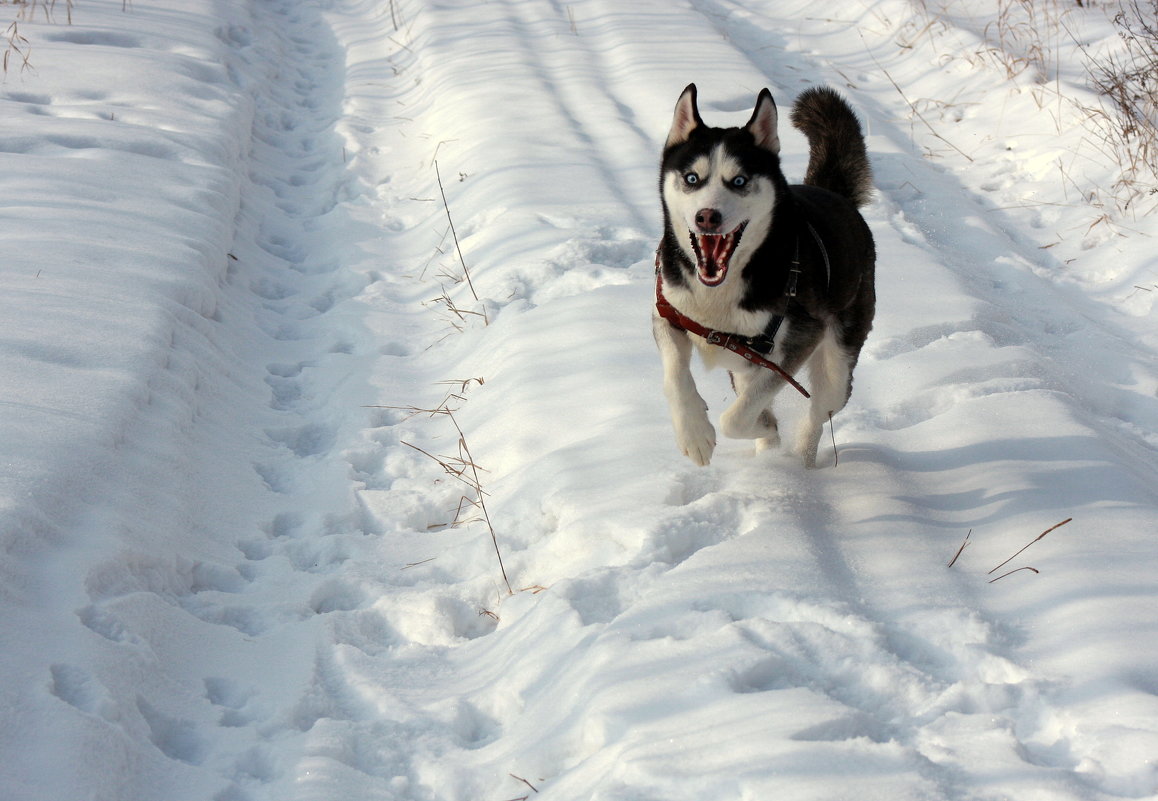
[689,223,746,286]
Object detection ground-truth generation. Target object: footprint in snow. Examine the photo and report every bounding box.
[264,421,336,458]
[50,664,117,719]
[309,578,367,614]
[263,362,305,410]
[136,697,208,766]
[204,677,262,728]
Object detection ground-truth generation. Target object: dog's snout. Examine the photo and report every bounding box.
[695,208,723,232]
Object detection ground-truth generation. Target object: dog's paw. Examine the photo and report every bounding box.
[720,405,777,441]
[674,413,716,466]
[755,431,781,452]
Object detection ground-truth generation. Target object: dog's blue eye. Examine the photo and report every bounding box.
[731,176,748,188]
[684,172,699,186]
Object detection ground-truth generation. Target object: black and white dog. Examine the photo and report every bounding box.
[653,84,875,467]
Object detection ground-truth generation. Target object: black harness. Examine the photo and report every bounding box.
[753,221,830,352]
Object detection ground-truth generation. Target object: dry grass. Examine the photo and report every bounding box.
[987,517,1071,581]
[947,518,1071,582]
[3,0,70,77]
[433,159,488,324]
[981,0,1067,82]
[3,20,30,75]
[1072,0,1158,213]
[906,0,1158,214]
[3,1,132,77]
[418,163,490,338]
[369,388,514,596]
[4,0,73,24]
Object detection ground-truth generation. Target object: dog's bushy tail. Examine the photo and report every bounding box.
[790,87,873,208]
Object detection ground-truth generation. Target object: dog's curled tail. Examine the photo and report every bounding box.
[791,87,873,208]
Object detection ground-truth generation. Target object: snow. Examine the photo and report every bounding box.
[2,0,1157,799]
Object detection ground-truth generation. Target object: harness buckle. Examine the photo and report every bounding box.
[786,265,802,299]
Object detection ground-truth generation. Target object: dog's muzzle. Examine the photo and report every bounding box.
[689,222,746,286]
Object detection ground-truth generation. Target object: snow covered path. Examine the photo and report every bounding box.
[2,0,1157,799]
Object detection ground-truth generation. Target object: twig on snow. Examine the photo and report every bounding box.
[509,774,539,793]
[947,529,972,568]
[827,411,839,467]
[434,159,487,324]
[500,773,540,800]
[989,566,1041,583]
[988,517,1071,576]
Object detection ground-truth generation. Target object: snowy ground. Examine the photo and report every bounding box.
[2,0,1157,799]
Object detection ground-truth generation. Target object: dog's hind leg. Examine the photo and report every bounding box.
[722,318,822,451]
[724,366,781,448]
[796,328,854,468]
[754,409,780,452]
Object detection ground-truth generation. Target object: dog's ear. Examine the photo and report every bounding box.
[745,89,779,153]
[666,83,702,148]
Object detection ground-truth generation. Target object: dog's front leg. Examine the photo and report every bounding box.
[653,314,715,466]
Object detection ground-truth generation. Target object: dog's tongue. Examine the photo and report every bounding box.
[691,226,743,286]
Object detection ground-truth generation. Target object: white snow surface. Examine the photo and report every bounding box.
[2,0,1157,799]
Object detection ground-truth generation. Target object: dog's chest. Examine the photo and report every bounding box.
[663,276,772,339]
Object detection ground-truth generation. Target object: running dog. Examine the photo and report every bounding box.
[653,83,875,467]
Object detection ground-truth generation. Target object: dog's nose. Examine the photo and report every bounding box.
[695,208,723,232]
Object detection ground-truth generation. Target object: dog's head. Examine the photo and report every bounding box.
[661,84,782,287]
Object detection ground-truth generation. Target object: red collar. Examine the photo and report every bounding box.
[654,264,810,398]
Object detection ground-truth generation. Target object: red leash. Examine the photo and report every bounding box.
[654,270,810,399]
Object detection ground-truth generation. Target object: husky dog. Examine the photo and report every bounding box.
[653,84,875,467]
